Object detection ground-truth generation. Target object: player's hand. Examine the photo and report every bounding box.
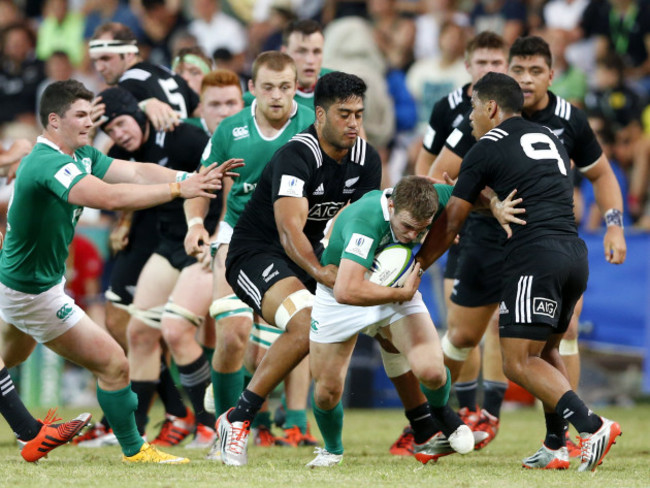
[0,231,4,250]
[142,98,180,132]
[5,161,21,183]
[90,96,106,127]
[398,262,422,302]
[198,245,212,270]
[604,225,626,264]
[184,222,209,257]
[179,163,227,198]
[215,158,245,180]
[317,264,338,288]
[109,224,130,253]
[490,189,526,239]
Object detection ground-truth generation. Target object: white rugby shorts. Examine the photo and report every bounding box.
[310,283,428,343]
[0,279,84,343]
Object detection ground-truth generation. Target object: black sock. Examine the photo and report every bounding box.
[555,391,603,434]
[131,381,158,436]
[406,403,438,444]
[454,380,478,410]
[431,404,463,438]
[177,354,215,426]
[544,412,568,450]
[157,360,187,418]
[228,389,265,423]
[482,380,508,418]
[0,368,40,440]
[99,415,111,430]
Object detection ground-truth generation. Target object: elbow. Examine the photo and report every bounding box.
[333,286,354,305]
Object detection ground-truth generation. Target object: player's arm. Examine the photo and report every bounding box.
[428,146,463,180]
[414,148,436,177]
[334,258,421,306]
[68,165,224,211]
[581,153,626,264]
[416,196,473,270]
[274,196,337,288]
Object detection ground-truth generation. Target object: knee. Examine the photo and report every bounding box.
[96,349,130,385]
[313,379,343,410]
[413,364,446,390]
[161,322,193,353]
[501,355,525,384]
[446,325,480,349]
[127,320,161,351]
[217,320,250,355]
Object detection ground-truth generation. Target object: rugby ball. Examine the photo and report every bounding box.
[365,243,417,288]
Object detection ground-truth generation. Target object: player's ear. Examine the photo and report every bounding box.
[48,113,59,130]
[488,100,498,119]
[315,105,326,124]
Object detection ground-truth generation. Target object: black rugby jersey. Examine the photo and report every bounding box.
[118,61,199,119]
[422,83,471,156]
[445,92,603,244]
[453,117,577,252]
[230,124,382,257]
[109,122,219,241]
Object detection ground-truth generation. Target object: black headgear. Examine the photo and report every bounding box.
[98,87,148,135]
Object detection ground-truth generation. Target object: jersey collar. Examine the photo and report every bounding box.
[250,99,299,142]
[525,91,557,122]
[37,135,77,160]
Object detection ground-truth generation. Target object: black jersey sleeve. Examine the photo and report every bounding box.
[444,115,476,158]
[270,142,314,203]
[569,107,603,168]
[166,123,210,172]
[350,143,382,202]
[423,98,452,155]
[452,141,493,204]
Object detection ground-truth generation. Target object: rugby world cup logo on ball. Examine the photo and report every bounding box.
[366,243,418,288]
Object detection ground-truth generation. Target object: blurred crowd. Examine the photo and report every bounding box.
[1,0,649,249]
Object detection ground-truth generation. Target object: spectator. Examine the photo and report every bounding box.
[0,0,23,30]
[36,0,85,67]
[368,0,416,72]
[469,0,527,46]
[82,0,144,41]
[0,22,46,129]
[139,0,189,67]
[406,21,470,126]
[542,28,588,106]
[65,234,105,326]
[414,0,470,61]
[585,52,650,220]
[188,0,248,62]
[580,0,650,93]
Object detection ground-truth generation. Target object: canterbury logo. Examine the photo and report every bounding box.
[56,304,73,320]
[232,126,249,139]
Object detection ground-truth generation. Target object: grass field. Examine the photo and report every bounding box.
[0,404,648,488]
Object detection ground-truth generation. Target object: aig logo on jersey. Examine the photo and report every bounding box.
[232,125,249,140]
[533,297,557,318]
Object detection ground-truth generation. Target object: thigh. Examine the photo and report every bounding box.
[310,336,358,385]
[169,263,212,315]
[132,253,180,309]
[447,301,498,341]
[213,243,235,300]
[387,312,442,363]
[451,243,504,307]
[499,238,588,339]
[45,314,125,373]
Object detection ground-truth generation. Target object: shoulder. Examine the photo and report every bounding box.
[285,130,322,167]
[350,137,380,169]
[119,65,155,83]
[479,126,511,143]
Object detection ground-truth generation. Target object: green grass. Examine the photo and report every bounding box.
[0,405,648,487]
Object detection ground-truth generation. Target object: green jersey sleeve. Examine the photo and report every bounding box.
[338,217,382,269]
[38,155,87,201]
[78,146,113,179]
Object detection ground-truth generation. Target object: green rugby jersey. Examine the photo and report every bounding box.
[0,137,113,294]
[321,184,452,269]
[242,67,335,110]
[200,100,314,228]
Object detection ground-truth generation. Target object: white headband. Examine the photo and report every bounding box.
[89,39,139,55]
